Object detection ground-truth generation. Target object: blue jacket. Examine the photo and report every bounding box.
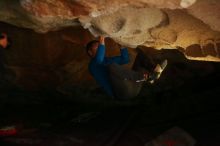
[88,44,129,96]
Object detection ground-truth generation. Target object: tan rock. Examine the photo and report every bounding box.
[187,0,220,32]
[0,0,220,62]
[80,6,168,48]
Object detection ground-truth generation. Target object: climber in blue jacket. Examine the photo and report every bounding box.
[86,36,167,100]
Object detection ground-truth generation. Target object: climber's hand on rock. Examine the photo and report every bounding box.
[99,36,105,45]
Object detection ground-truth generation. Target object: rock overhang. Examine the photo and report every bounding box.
[0,0,220,61]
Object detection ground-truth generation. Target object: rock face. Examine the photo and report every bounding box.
[187,0,220,32]
[0,0,87,33]
[1,0,220,61]
[80,6,168,48]
[0,0,192,33]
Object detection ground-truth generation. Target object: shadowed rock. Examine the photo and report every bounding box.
[186,44,205,57]
[202,43,216,57]
[216,42,220,56]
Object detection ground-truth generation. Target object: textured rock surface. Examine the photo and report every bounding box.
[0,0,87,33]
[0,0,196,33]
[80,6,168,48]
[1,0,220,62]
[187,0,220,32]
[150,9,220,61]
[81,6,220,61]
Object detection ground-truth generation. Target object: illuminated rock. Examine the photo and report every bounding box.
[0,0,220,62]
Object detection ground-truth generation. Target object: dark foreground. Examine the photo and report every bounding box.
[0,83,219,146]
[0,56,220,146]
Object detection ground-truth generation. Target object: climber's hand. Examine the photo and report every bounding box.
[99,36,105,45]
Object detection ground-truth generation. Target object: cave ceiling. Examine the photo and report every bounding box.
[1,0,220,61]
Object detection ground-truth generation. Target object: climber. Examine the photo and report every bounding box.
[86,36,167,100]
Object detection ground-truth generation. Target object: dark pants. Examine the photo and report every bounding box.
[109,48,155,100]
